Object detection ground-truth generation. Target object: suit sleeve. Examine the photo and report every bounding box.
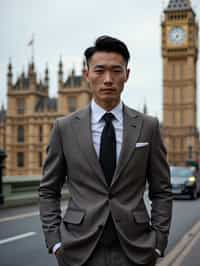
[39,119,67,253]
[147,118,173,256]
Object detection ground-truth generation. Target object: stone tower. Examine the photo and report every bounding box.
[58,59,91,114]
[6,60,49,175]
[162,0,200,165]
[1,58,92,177]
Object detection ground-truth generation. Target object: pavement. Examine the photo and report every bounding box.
[1,198,199,265]
[158,220,200,266]
[0,188,70,208]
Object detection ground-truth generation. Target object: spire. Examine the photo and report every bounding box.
[28,58,37,85]
[30,61,35,72]
[7,58,13,86]
[166,0,192,11]
[71,67,75,77]
[82,59,86,74]
[58,57,63,84]
[81,59,87,85]
[70,67,75,87]
[44,63,49,87]
[143,101,147,115]
[21,67,25,79]
[28,59,35,77]
[8,58,12,73]
[39,74,42,85]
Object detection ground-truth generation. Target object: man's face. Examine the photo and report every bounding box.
[84,52,130,109]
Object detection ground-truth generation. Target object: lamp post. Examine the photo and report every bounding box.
[0,149,6,204]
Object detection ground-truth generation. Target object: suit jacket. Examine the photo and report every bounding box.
[39,104,172,265]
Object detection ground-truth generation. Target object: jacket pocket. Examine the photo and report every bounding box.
[63,209,85,224]
[133,211,150,224]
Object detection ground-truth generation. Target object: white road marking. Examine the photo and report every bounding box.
[0,211,39,223]
[173,233,200,266]
[158,220,200,266]
[0,206,67,223]
[0,232,37,245]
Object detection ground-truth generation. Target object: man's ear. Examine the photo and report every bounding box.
[83,68,89,82]
[125,68,130,82]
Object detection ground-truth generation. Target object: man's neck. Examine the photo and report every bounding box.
[93,99,120,112]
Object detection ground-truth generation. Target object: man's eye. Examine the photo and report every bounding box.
[94,69,103,73]
[113,69,123,73]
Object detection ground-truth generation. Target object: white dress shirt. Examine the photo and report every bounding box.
[91,99,123,162]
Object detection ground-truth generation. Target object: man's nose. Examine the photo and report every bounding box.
[104,72,113,84]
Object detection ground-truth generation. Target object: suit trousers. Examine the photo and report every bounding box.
[55,241,157,266]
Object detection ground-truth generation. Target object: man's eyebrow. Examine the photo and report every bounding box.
[93,64,105,68]
[112,65,124,69]
[92,64,124,69]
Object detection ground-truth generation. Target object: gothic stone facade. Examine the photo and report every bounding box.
[0,60,91,176]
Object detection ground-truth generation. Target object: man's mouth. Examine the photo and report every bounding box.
[101,88,115,92]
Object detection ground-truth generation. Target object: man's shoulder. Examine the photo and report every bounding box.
[124,105,158,124]
[56,104,90,126]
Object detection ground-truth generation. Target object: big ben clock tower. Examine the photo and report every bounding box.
[162,0,200,165]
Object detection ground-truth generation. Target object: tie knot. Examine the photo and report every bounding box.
[102,113,115,124]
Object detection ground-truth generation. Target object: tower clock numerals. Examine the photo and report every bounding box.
[168,27,186,45]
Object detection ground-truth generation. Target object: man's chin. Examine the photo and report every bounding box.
[99,96,120,107]
[101,95,118,101]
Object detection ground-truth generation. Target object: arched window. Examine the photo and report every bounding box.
[39,152,43,167]
[17,126,24,143]
[68,96,77,112]
[17,98,25,114]
[17,152,24,167]
[39,125,43,142]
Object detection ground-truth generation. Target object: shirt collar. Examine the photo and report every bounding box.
[91,99,123,123]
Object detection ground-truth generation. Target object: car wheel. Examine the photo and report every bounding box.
[191,189,198,200]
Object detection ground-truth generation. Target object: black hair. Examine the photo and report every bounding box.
[84,35,130,66]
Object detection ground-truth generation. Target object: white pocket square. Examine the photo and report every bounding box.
[135,142,149,148]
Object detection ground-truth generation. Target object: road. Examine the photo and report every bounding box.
[165,196,200,254]
[0,196,200,266]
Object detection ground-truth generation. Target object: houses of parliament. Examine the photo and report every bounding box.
[0,0,200,177]
[0,60,92,176]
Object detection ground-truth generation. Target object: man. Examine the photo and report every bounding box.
[39,36,172,266]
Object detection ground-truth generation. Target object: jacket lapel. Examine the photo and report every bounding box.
[111,105,143,186]
[71,105,108,188]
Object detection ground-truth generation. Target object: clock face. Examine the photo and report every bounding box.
[168,27,186,45]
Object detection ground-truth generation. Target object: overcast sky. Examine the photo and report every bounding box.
[1,0,200,126]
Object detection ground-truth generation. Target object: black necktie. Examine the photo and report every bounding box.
[99,113,118,246]
[99,113,116,186]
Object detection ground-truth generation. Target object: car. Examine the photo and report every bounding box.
[170,166,200,200]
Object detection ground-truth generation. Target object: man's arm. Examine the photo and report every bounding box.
[39,119,67,253]
[147,118,173,257]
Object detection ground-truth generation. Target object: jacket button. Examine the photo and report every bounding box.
[108,192,113,199]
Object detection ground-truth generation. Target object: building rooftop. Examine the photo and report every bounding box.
[166,0,192,11]
[64,75,82,88]
[14,76,29,90]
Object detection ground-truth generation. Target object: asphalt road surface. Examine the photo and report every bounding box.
[1,195,200,266]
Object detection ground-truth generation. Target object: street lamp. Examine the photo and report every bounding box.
[0,149,7,204]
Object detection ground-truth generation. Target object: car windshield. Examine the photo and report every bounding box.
[170,167,193,178]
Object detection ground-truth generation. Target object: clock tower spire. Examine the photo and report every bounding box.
[166,0,191,11]
[162,0,200,165]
